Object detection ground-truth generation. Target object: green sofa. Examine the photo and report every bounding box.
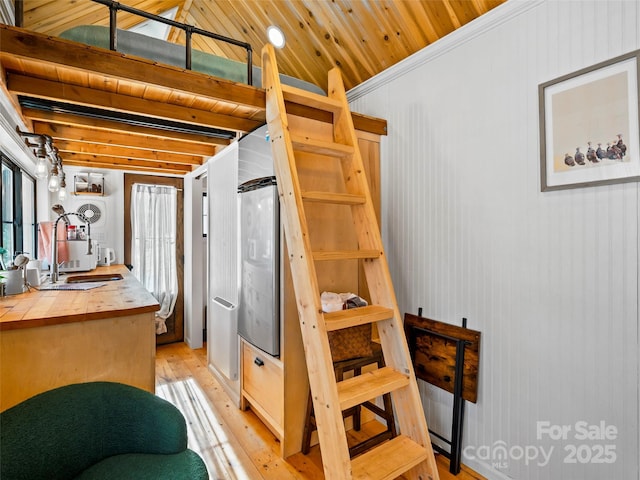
[0,382,209,480]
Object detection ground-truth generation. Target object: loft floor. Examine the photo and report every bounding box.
[155,342,485,480]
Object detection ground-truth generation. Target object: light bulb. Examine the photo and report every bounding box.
[48,174,60,192]
[35,157,49,179]
[58,185,67,201]
[267,25,285,48]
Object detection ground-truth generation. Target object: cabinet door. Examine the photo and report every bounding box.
[241,342,284,431]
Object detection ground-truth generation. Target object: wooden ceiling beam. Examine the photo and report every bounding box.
[0,25,265,110]
[61,153,193,174]
[56,140,203,166]
[23,108,230,146]
[32,122,217,157]
[8,73,262,133]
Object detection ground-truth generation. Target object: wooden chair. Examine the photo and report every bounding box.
[301,342,397,457]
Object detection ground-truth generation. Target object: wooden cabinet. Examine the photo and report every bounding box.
[240,236,309,458]
[241,341,284,432]
[0,266,158,412]
[239,119,382,458]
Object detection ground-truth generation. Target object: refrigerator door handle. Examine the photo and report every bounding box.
[212,296,235,309]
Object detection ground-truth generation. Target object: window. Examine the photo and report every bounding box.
[1,153,36,269]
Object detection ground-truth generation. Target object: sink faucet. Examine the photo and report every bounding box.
[50,204,92,283]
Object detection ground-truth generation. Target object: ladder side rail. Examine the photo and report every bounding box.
[327,68,439,480]
[261,44,353,480]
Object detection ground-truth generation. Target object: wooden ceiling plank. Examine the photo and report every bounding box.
[189,1,254,61]
[63,159,189,176]
[62,153,193,173]
[441,0,463,29]
[339,1,399,74]
[168,0,194,43]
[23,108,229,146]
[32,122,217,157]
[388,1,440,47]
[7,72,263,133]
[0,25,266,110]
[285,4,343,91]
[420,1,457,38]
[357,2,412,72]
[23,1,106,35]
[447,0,482,27]
[306,1,374,89]
[56,140,203,165]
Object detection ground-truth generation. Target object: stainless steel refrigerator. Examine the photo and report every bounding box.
[237,175,280,356]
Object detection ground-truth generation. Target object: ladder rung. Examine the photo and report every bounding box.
[337,366,409,411]
[351,435,429,480]
[291,135,354,157]
[302,191,366,206]
[324,305,393,331]
[312,250,380,261]
[282,84,344,113]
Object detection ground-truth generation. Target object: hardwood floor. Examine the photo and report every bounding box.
[156,342,485,480]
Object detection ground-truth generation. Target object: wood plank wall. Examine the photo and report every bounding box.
[348,2,640,480]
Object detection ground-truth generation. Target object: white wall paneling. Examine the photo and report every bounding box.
[207,142,240,405]
[349,1,639,479]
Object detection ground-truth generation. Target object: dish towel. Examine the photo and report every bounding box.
[38,222,69,264]
[320,291,368,312]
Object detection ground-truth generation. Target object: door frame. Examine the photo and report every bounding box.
[124,173,184,345]
[183,166,208,349]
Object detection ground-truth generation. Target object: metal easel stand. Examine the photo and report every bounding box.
[406,310,479,476]
[410,326,470,474]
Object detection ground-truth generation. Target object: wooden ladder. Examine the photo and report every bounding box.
[262,44,440,480]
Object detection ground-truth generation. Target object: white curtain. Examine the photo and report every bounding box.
[131,183,178,335]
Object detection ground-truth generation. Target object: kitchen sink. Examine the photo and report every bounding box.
[65,273,124,283]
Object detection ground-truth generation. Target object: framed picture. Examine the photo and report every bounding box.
[539,50,640,191]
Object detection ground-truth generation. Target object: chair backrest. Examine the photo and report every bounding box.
[0,382,188,480]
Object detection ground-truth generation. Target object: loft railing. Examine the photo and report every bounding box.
[92,0,253,85]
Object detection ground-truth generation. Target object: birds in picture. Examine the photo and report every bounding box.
[564,153,575,167]
[607,142,623,160]
[586,142,599,163]
[562,134,628,168]
[616,134,627,157]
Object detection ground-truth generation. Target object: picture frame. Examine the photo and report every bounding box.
[539,50,640,191]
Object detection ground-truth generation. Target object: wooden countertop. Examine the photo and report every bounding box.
[0,265,160,331]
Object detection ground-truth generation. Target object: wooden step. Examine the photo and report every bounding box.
[337,366,409,411]
[282,83,344,113]
[302,191,366,206]
[291,134,354,157]
[324,305,393,331]
[351,435,429,480]
[312,249,381,261]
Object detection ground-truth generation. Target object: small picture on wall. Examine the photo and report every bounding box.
[539,49,640,191]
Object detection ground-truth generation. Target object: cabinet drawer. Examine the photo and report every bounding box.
[242,342,283,427]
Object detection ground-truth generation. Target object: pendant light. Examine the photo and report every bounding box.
[48,164,60,192]
[58,172,68,201]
